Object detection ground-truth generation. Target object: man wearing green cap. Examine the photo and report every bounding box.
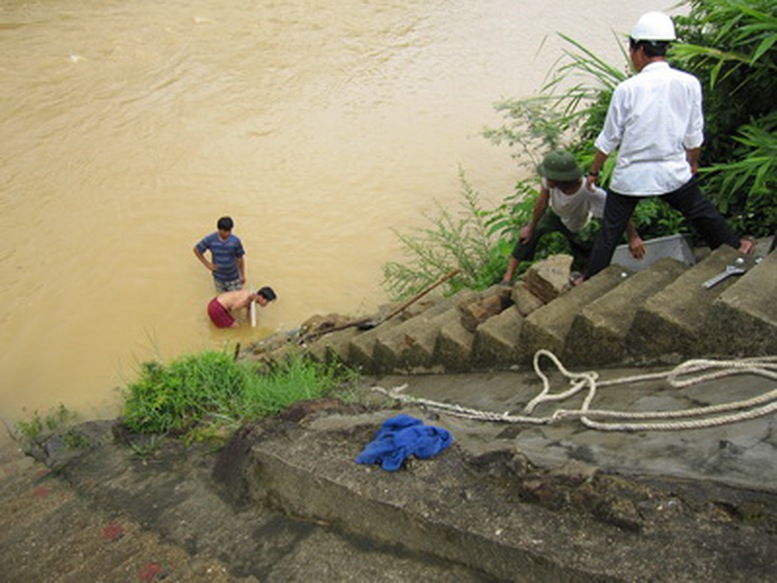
[500,150,644,285]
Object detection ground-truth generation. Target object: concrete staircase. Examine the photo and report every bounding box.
[276,245,776,373]
[0,434,247,583]
[4,243,774,583]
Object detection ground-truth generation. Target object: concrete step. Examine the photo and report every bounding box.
[0,435,246,583]
[629,246,751,361]
[364,291,476,374]
[373,307,461,374]
[471,306,524,369]
[707,250,777,357]
[10,425,490,582]
[563,257,689,366]
[431,309,476,372]
[297,244,776,373]
[346,317,405,372]
[343,300,444,371]
[519,265,630,359]
[224,410,777,582]
[307,326,360,364]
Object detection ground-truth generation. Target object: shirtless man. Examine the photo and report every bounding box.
[207,286,277,328]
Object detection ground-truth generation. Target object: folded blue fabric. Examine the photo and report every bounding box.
[355,414,453,471]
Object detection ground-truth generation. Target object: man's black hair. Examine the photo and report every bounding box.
[217,216,234,231]
[258,286,277,302]
[629,37,670,58]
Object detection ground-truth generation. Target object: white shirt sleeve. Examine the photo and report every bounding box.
[594,85,625,155]
[683,77,704,149]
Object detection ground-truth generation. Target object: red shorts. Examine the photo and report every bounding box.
[207,297,235,328]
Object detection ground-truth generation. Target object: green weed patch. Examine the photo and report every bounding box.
[121,351,356,440]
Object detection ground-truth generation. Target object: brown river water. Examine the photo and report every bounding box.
[0,1,662,425]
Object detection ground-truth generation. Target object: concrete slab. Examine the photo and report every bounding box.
[228,384,777,581]
[612,233,695,271]
[629,246,743,360]
[432,311,474,371]
[564,258,687,366]
[520,265,629,358]
[708,250,777,356]
[472,306,525,370]
[371,365,777,493]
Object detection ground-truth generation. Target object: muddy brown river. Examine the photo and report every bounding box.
[0,0,660,424]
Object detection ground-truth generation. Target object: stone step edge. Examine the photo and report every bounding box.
[247,446,593,582]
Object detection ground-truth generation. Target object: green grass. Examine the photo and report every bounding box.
[120,350,357,442]
[15,404,78,441]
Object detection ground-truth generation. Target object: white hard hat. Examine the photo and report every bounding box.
[630,11,676,42]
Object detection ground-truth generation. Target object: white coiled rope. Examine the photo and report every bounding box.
[371,350,777,432]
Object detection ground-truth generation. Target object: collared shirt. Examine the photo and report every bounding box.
[594,61,704,195]
[544,178,606,233]
[196,232,245,282]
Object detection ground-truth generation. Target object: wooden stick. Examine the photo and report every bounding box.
[301,268,461,343]
[302,317,375,342]
[379,268,461,324]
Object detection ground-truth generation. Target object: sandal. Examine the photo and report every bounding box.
[739,235,756,255]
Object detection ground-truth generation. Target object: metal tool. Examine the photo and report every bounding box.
[702,259,746,289]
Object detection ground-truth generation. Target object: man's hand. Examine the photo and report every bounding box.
[629,236,646,260]
[686,147,701,175]
[519,225,533,243]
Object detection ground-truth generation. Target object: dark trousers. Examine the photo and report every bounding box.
[585,177,739,279]
[512,211,592,268]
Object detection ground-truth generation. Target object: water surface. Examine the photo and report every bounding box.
[0,0,660,423]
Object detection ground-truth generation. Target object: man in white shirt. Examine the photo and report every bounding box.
[583,12,753,280]
[501,150,644,284]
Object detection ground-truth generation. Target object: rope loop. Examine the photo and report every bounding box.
[371,350,777,432]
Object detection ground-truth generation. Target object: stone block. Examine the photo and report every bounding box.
[512,282,545,316]
[611,233,695,271]
[524,254,573,304]
[629,245,743,360]
[300,313,351,337]
[472,306,524,369]
[707,251,777,356]
[460,294,506,332]
[563,258,688,366]
[433,311,475,371]
[520,265,628,358]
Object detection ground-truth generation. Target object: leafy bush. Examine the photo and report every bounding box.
[383,1,775,296]
[671,0,777,236]
[382,169,519,300]
[487,0,776,237]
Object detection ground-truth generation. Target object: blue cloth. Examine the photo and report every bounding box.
[196,232,245,283]
[355,414,453,472]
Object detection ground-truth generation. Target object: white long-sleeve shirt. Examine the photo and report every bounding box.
[594,61,704,196]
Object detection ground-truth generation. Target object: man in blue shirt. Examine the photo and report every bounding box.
[194,216,246,292]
